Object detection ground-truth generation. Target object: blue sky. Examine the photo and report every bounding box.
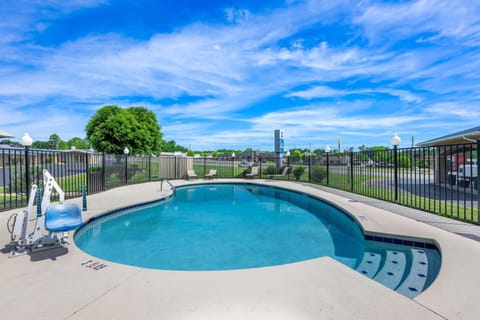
[1,0,480,151]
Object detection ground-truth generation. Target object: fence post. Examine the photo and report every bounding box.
[326,152,329,185]
[102,152,106,191]
[477,140,480,225]
[350,151,354,192]
[85,153,89,192]
[148,155,151,181]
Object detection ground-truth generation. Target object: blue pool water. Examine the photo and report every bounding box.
[75,184,365,270]
[74,183,440,297]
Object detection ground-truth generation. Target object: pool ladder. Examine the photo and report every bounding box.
[160,179,176,194]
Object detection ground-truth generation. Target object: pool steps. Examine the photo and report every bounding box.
[355,243,438,298]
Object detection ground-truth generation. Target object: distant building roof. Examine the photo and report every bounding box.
[417,125,480,147]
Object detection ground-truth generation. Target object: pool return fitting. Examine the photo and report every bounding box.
[7,169,83,257]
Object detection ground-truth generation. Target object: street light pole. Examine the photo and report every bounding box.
[390,133,401,201]
[21,133,33,201]
[325,145,331,185]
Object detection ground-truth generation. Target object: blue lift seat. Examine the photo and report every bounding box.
[45,203,83,232]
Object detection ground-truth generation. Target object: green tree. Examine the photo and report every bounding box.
[128,106,162,154]
[86,105,163,155]
[313,148,325,155]
[368,146,390,164]
[31,140,50,149]
[161,140,188,153]
[48,134,62,149]
[0,139,17,146]
[289,149,303,163]
[67,137,90,150]
[161,140,176,152]
[398,154,411,168]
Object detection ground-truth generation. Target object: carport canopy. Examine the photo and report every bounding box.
[0,129,14,139]
[417,126,480,147]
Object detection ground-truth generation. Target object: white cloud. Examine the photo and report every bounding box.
[287,86,422,103]
[354,0,480,45]
[263,109,420,130]
[225,8,250,24]
[424,103,480,118]
[286,86,346,99]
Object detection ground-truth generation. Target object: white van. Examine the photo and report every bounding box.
[457,159,478,189]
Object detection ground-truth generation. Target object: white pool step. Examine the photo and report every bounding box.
[395,248,429,298]
[372,250,407,290]
[355,251,382,278]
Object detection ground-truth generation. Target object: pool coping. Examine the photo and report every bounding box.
[1,179,479,319]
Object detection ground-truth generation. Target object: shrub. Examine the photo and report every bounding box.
[293,166,305,180]
[311,165,326,183]
[264,165,278,175]
[88,166,103,173]
[107,173,121,185]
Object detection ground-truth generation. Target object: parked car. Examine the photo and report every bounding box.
[238,160,252,168]
[376,162,393,168]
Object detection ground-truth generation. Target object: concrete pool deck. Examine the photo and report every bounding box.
[1,179,479,319]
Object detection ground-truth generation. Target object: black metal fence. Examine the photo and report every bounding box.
[318,144,479,224]
[1,143,479,224]
[0,149,160,210]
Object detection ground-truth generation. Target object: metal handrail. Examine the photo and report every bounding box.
[160,179,176,194]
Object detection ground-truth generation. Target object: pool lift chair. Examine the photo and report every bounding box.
[8,169,83,257]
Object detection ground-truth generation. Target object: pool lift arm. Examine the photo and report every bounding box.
[8,169,83,257]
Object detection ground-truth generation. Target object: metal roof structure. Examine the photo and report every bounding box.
[0,130,14,138]
[417,125,480,147]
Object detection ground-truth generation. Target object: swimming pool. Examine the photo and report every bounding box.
[74,183,440,297]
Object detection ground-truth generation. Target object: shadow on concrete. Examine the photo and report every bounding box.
[29,246,69,261]
[456,233,480,242]
[1,242,69,261]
